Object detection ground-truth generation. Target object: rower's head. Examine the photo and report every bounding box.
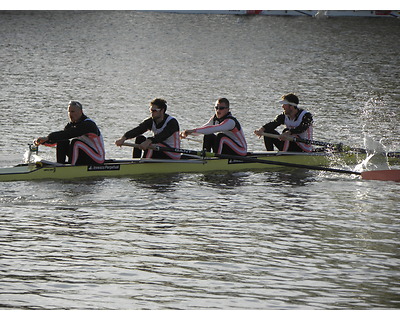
[68,100,83,123]
[279,93,299,115]
[214,98,230,118]
[149,98,167,122]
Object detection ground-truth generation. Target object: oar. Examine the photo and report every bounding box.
[121,142,361,176]
[260,133,400,158]
[122,143,400,181]
[181,137,203,143]
[361,170,400,182]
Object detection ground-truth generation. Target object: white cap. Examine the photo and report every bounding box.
[279,99,298,107]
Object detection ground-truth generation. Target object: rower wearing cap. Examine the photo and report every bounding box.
[254,93,313,152]
[34,100,105,165]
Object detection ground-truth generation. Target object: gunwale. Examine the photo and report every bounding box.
[0,151,382,182]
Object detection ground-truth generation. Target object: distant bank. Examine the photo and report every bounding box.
[142,10,400,18]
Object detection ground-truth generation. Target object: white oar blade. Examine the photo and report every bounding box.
[361,170,400,182]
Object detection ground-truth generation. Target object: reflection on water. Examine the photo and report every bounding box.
[199,172,249,188]
[262,169,318,187]
[130,174,183,192]
[1,169,399,309]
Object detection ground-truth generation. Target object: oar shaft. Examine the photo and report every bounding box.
[261,133,336,148]
[211,152,360,175]
[387,152,400,159]
[182,137,203,143]
[121,142,360,175]
[122,142,204,157]
[260,133,400,158]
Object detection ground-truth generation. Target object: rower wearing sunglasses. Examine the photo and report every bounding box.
[180,98,247,156]
[115,98,181,159]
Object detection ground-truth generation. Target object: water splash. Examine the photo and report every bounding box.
[23,148,34,163]
[355,134,390,172]
[23,145,40,163]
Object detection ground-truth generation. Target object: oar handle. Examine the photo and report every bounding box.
[260,133,297,142]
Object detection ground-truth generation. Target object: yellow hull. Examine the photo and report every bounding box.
[0,151,395,182]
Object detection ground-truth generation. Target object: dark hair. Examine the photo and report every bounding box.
[217,98,230,107]
[281,93,299,106]
[151,98,167,111]
[69,100,82,109]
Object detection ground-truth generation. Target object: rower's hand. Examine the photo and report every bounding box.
[139,139,152,150]
[180,130,193,139]
[253,128,264,138]
[115,137,126,147]
[279,131,292,141]
[34,137,48,146]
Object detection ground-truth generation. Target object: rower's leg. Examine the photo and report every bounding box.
[215,133,246,156]
[133,135,146,158]
[203,134,216,152]
[286,142,304,152]
[69,139,103,165]
[263,129,282,151]
[56,140,70,164]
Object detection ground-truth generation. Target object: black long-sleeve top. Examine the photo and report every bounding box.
[46,114,101,143]
[124,114,179,144]
[262,109,313,134]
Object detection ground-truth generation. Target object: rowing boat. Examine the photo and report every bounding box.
[0,150,397,182]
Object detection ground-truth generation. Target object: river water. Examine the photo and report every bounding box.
[0,11,399,310]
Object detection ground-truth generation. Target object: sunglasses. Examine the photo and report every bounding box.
[149,108,162,112]
[215,106,228,110]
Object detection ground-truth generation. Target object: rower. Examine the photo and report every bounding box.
[180,98,247,156]
[254,93,314,152]
[115,98,181,159]
[34,101,105,165]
